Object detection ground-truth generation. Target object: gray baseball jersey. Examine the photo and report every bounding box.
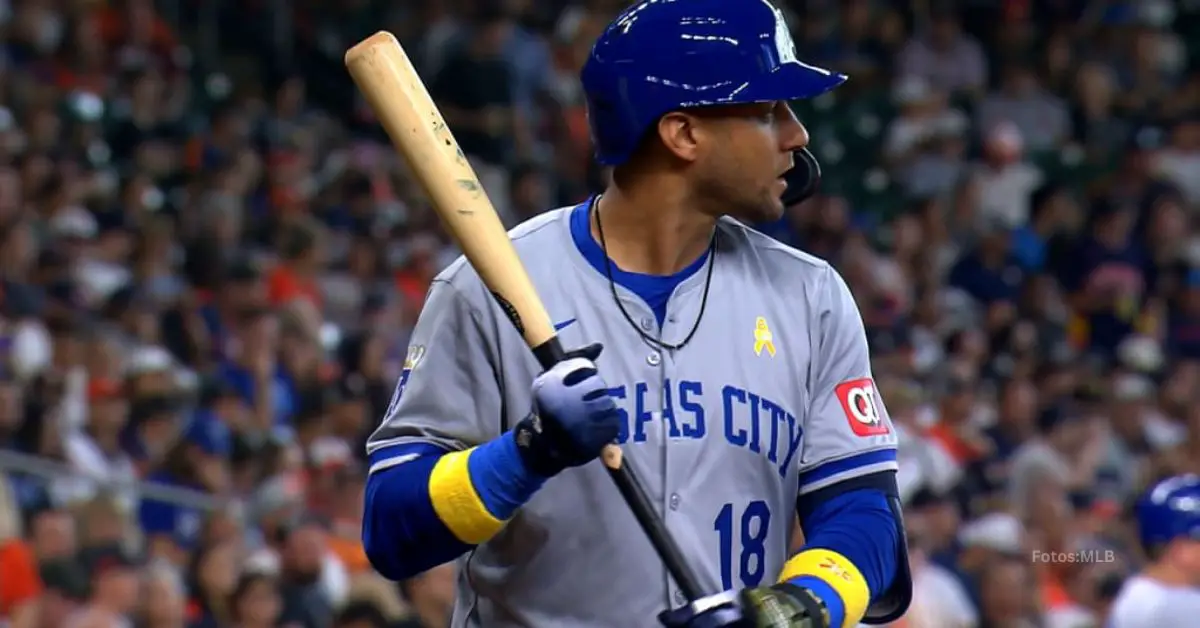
[367,204,898,627]
[1108,574,1200,627]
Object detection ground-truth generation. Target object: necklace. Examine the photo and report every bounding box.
[592,196,717,352]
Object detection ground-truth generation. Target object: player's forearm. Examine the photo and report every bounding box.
[779,489,900,628]
[363,454,470,580]
[363,433,548,580]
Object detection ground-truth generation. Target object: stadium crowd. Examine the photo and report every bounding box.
[0,0,1198,627]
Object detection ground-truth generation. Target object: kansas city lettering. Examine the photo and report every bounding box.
[606,379,802,478]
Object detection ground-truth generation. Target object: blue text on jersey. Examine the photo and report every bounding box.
[607,378,802,478]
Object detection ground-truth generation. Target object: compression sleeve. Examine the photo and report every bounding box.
[778,488,899,628]
[363,432,547,580]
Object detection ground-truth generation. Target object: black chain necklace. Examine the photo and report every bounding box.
[591,196,717,352]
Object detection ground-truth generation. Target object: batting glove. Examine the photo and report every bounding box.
[738,583,830,628]
[658,584,829,628]
[515,343,621,477]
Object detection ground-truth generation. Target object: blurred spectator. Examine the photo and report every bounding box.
[0,477,40,628]
[977,62,1071,153]
[977,554,1040,626]
[970,122,1044,230]
[138,417,230,564]
[60,374,137,511]
[140,561,188,628]
[185,538,240,627]
[70,544,142,627]
[1156,117,1200,205]
[228,571,283,628]
[268,219,325,311]
[904,529,977,627]
[896,6,987,96]
[216,306,293,435]
[275,518,341,628]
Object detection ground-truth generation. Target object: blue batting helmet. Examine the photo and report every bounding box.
[580,0,848,166]
[1137,474,1200,549]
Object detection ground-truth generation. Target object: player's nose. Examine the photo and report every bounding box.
[775,102,809,153]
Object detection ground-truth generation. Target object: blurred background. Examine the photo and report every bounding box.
[0,0,1196,627]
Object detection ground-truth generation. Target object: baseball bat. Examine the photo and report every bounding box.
[345,31,706,603]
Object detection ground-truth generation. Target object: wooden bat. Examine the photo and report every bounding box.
[344,31,706,603]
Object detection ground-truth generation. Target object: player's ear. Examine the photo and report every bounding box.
[656,111,703,163]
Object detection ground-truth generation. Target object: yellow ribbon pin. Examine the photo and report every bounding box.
[754,317,776,357]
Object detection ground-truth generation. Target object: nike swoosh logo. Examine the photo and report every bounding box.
[553,318,577,331]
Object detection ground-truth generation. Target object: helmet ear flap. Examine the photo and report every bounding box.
[780,147,821,206]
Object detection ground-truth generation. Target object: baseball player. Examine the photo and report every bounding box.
[361,1,912,627]
[1108,474,1200,627]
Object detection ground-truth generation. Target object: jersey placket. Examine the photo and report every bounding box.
[657,301,696,609]
[602,292,675,607]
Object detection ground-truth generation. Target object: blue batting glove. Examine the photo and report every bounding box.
[514,343,620,477]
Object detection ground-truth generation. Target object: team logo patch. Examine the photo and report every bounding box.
[404,345,427,370]
[385,345,427,417]
[770,4,799,65]
[834,377,889,437]
[753,317,776,357]
[397,345,426,394]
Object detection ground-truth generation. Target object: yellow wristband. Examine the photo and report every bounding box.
[428,448,505,544]
[778,549,870,628]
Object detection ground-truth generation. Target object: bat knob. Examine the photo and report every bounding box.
[658,591,747,628]
[601,444,623,470]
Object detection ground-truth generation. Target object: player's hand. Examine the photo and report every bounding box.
[515,343,620,477]
[656,584,829,628]
[738,583,830,628]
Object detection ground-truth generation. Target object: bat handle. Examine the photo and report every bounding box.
[608,457,707,602]
[531,336,567,371]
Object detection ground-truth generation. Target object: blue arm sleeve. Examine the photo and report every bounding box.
[363,434,546,580]
[790,488,900,628]
[363,450,473,581]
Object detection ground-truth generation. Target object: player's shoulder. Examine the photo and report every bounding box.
[509,205,574,246]
[427,206,574,296]
[1109,574,1200,626]
[715,216,835,282]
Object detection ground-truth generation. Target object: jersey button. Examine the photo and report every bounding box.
[674,590,687,605]
[647,352,661,366]
[669,493,681,510]
[640,317,653,331]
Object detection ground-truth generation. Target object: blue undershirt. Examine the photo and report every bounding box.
[568,199,709,327]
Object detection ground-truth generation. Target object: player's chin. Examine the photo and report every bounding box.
[749,193,786,223]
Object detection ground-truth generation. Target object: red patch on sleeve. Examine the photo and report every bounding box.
[834,378,890,437]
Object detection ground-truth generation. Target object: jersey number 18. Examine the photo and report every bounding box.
[713,500,771,590]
